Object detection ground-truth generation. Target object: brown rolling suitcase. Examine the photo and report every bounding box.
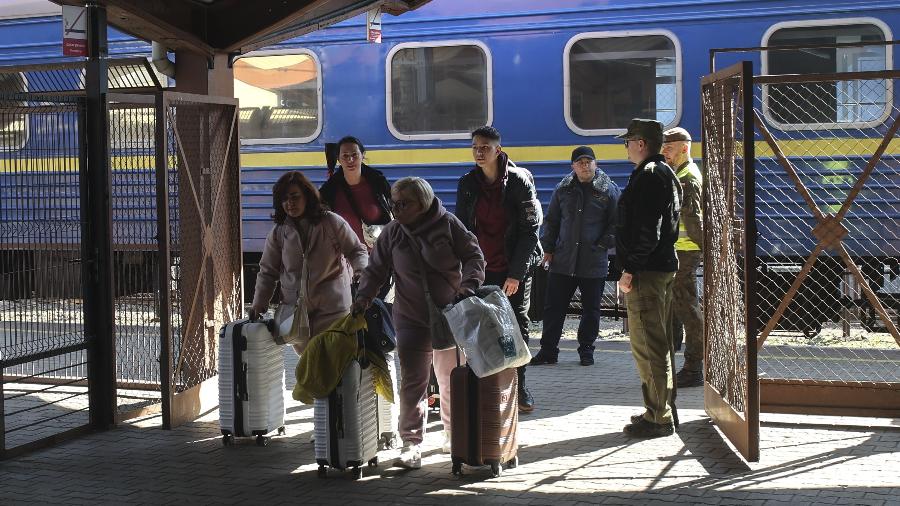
[450,358,519,477]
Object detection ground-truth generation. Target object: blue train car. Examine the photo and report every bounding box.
[3,0,900,320]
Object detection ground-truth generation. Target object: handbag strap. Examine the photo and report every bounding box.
[400,227,436,300]
[289,219,311,301]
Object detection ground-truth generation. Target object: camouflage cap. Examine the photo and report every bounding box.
[616,118,664,145]
[663,127,692,143]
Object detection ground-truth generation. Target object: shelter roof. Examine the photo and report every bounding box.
[48,0,430,56]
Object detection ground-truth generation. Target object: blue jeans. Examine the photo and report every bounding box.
[539,272,605,357]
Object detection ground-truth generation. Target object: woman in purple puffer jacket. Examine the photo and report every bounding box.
[353,177,485,469]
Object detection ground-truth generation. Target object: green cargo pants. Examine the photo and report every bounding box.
[674,250,704,372]
[625,270,676,425]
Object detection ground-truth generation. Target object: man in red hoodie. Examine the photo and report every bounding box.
[455,126,543,413]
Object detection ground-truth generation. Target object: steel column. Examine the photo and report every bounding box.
[83,2,116,430]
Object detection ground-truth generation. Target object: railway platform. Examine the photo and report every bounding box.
[2,328,899,505]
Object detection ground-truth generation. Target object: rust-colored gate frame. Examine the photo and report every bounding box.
[750,69,900,418]
[155,91,242,429]
[708,40,900,424]
[700,61,759,463]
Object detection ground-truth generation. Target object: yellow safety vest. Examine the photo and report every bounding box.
[675,162,702,252]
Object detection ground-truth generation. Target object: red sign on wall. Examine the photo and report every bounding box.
[366,8,382,44]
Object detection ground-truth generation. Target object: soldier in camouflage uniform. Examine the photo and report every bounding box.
[661,127,704,388]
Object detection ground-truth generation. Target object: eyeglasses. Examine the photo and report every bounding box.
[340,153,361,161]
[623,139,643,147]
[389,199,414,211]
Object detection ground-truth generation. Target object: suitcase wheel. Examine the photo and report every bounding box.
[367,457,378,468]
[255,435,270,447]
[490,462,502,478]
[507,456,518,469]
[351,466,363,480]
[317,465,327,478]
[451,461,463,476]
[378,433,399,450]
[277,426,286,436]
[222,434,234,446]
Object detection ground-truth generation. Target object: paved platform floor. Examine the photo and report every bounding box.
[3,334,900,505]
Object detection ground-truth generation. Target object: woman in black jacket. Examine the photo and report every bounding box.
[319,135,392,251]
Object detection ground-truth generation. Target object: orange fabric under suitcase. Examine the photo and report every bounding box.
[449,364,519,477]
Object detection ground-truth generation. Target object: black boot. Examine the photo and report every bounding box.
[675,368,703,388]
[517,366,534,413]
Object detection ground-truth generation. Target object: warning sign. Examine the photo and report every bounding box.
[366,8,382,44]
[62,5,87,57]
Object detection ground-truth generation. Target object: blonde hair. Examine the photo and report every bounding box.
[392,177,435,211]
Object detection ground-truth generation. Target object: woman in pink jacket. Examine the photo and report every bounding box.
[353,177,485,469]
[251,171,368,355]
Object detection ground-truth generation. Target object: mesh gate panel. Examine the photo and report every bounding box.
[702,75,750,413]
[1,96,90,451]
[108,99,162,414]
[165,97,241,395]
[753,72,900,384]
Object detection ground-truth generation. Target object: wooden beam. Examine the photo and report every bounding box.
[213,0,377,54]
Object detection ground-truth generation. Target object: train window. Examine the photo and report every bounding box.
[387,41,492,140]
[564,31,680,135]
[763,19,891,128]
[233,51,322,144]
[0,72,27,149]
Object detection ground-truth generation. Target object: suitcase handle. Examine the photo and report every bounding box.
[239,363,249,401]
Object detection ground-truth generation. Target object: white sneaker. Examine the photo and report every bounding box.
[442,430,452,454]
[395,442,422,469]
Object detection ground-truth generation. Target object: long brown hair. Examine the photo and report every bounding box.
[271,171,327,224]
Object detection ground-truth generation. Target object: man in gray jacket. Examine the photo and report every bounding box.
[531,146,620,366]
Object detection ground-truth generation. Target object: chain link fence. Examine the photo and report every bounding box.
[0,95,91,453]
[753,69,900,390]
[705,42,900,421]
[2,58,242,454]
[107,96,163,416]
[702,67,752,416]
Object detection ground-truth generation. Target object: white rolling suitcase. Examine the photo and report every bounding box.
[314,359,379,479]
[218,318,286,446]
[376,351,400,450]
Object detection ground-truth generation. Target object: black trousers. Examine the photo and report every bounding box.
[539,272,605,357]
[484,270,531,390]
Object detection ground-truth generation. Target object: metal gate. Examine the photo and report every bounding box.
[700,61,760,462]
[1,60,241,457]
[704,41,900,462]
[748,58,900,418]
[160,93,242,428]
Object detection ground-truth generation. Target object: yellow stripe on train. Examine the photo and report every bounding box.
[4,139,900,172]
[239,139,900,168]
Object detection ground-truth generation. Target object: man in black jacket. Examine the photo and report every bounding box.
[456,125,542,413]
[615,119,682,438]
[532,146,620,367]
